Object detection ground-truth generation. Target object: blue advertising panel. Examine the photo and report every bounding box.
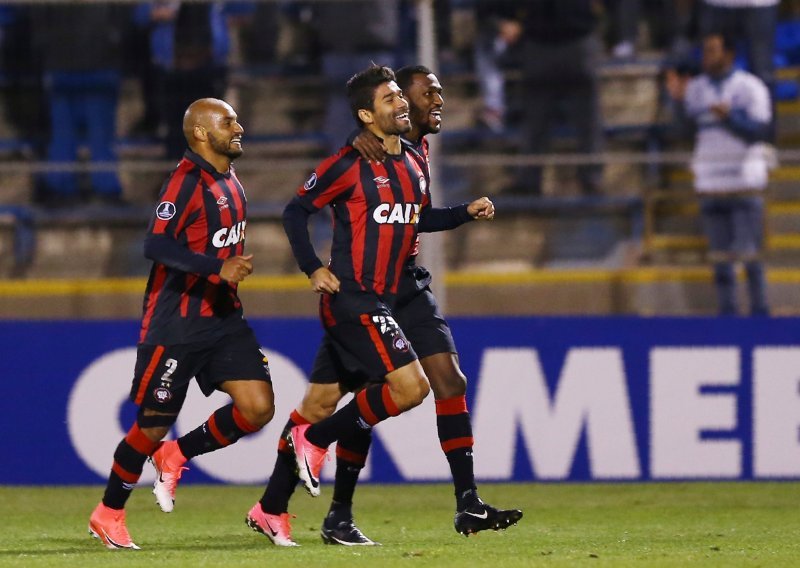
[2,317,800,485]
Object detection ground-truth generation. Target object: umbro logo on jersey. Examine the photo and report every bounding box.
[156,201,176,220]
[216,196,229,210]
[373,176,390,189]
[372,203,420,225]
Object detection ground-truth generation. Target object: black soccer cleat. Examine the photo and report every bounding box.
[320,517,380,546]
[454,500,523,536]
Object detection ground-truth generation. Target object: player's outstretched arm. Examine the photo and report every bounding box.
[467,196,495,220]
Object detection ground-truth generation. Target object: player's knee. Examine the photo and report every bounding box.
[402,376,431,410]
[431,371,467,400]
[238,397,275,429]
[298,385,341,422]
[137,409,178,442]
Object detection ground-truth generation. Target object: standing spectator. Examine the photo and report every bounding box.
[135,2,253,160]
[515,0,605,195]
[33,4,128,206]
[666,33,772,316]
[473,1,523,132]
[699,0,779,139]
[309,0,399,153]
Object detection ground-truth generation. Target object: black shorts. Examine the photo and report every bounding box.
[130,326,271,414]
[317,291,417,382]
[395,286,456,359]
[309,335,374,392]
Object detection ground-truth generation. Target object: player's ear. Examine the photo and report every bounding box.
[357,108,374,126]
[193,124,207,142]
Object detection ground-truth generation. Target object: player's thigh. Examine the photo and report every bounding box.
[326,300,418,379]
[130,343,205,414]
[384,359,430,409]
[420,352,467,400]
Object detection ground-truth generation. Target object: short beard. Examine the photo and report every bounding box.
[208,132,243,160]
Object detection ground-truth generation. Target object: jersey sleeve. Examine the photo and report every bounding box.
[283,148,360,276]
[143,166,224,277]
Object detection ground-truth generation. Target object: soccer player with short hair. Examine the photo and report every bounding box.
[88,98,275,550]
[247,66,521,547]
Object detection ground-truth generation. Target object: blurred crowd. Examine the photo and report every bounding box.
[0,0,797,209]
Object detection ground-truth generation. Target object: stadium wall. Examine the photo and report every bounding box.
[4,316,800,485]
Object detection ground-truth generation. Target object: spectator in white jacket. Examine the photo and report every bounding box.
[666,32,772,316]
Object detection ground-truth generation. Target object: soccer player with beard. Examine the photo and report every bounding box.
[244,67,520,547]
[88,98,275,549]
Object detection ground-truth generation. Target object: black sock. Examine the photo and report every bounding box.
[306,384,399,448]
[329,426,372,517]
[435,395,477,509]
[102,423,159,509]
[177,404,258,459]
[260,410,307,515]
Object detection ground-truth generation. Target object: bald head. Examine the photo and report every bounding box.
[182,98,244,170]
[183,98,233,146]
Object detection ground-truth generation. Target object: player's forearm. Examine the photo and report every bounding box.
[724,109,769,143]
[418,204,473,233]
[144,234,224,277]
[282,199,324,276]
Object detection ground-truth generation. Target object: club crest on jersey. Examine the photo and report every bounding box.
[156,201,176,220]
[212,220,247,248]
[373,202,420,225]
[418,175,427,195]
[303,172,317,191]
[153,387,172,403]
[373,176,391,189]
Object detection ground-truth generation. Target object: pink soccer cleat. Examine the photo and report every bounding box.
[246,503,298,547]
[149,440,188,513]
[88,502,140,550]
[288,424,328,497]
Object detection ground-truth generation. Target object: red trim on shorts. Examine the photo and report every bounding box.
[435,395,468,416]
[291,410,311,426]
[381,383,400,417]
[232,406,260,434]
[359,313,394,372]
[278,438,290,453]
[356,389,379,426]
[320,295,336,328]
[112,462,141,484]
[207,413,230,447]
[336,445,367,466]
[441,436,474,453]
[134,346,165,405]
[125,423,160,456]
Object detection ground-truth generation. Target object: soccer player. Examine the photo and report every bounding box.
[88,98,275,550]
[248,66,520,547]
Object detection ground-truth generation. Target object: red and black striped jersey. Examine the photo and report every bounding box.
[405,136,429,257]
[284,144,430,302]
[139,150,249,345]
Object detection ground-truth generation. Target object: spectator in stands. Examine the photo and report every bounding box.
[699,0,779,139]
[514,0,605,196]
[134,2,254,160]
[472,1,523,133]
[665,32,772,316]
[308,0,399,153]
[33,4,129,207]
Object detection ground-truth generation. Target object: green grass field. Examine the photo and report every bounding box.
[1,483,800,567]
